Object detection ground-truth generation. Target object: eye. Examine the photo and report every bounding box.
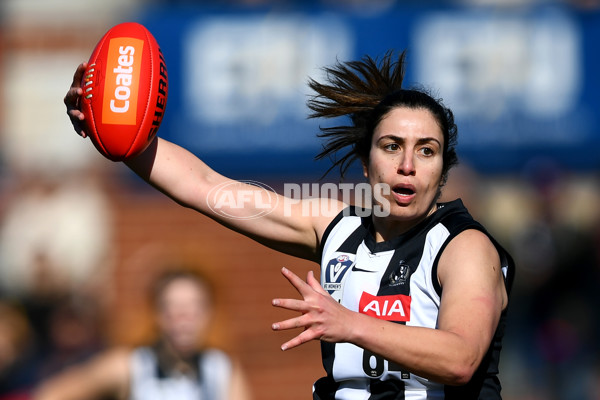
[383,142,400,152]
[419,146,436,157]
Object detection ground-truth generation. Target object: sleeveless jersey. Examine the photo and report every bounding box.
[128,346,233,400]
[314,199,515,400]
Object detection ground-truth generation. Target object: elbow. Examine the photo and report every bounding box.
[443,357,479,386]
[445,368,475,386]
[437,350,481,386]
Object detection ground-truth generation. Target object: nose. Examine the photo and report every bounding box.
[397,152,416,176]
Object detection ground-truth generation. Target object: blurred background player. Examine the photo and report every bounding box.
[32,269,252,400]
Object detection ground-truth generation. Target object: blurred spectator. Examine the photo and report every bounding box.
[0,171,113,299]
[32,268,252,400]
[0,301,37,398]
[0,169,115,396]
[481,159,600,400]
[32,293,106,384]
[438,163,483,216]
[0,290,106,399]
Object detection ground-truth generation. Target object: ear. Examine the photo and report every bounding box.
[361,158,369,179]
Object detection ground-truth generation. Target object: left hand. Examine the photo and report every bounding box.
[271,267,354,351]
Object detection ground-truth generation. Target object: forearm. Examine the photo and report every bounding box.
[125,136,224,212]
[32,348,130,400]
[348,312,481,385]
[124,137,326,259]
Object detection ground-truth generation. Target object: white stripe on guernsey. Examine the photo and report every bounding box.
[331,246,393,382]
[334,382,370,400]
[406,223,450,330]
[405,389,445,399]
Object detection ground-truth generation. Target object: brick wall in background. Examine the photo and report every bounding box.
[105,179,323,400]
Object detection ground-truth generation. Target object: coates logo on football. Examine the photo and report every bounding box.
[359,292,411,322]
[102,37,144,125]
[207,180,279,220]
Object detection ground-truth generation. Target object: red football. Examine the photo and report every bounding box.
[81,22,168,161]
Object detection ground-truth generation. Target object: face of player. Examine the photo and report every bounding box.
[157,278,213,356]
[363,106,444,240]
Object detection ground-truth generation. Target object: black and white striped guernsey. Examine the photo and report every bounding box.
[128,346,233,400]
[314,199,515,400]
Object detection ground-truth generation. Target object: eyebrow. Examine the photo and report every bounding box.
[377,134,442,147]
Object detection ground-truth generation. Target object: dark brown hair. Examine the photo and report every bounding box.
[307,50,458,184]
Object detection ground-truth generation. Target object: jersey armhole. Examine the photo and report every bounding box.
[431,225,487,297]
[318,206,353,260]
[431,226,515,298]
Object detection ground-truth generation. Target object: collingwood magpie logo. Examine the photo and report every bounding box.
[324,254,353,294]
[389,261,411,286]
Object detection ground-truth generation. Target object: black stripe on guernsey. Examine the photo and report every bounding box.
[314,200,515,400]
[313,354,340,400]
[321,207,417,400]
[366,216,437,399]
[319,206,370,259]
[377,237,426,298]
[368,245,410,398]
[318,211,367,397]
[369,379,406,400]
[318,207,347,259]
[336,218,370,254]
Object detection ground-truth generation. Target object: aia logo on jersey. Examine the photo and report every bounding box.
[359,292,411,322]
[323,254,353,294]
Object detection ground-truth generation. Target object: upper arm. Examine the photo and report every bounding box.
[33,348,132,400]
[127,138,346,261]
[437,229,508,362]
[192,175,346,260]
[227,361,253,400]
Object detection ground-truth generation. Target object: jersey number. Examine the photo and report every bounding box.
[363,350,410,379]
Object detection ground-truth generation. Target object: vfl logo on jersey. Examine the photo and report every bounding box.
[389,261,411,286]
[323,254,353,295]
[359,292,411,322]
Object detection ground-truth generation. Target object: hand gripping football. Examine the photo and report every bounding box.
[81,22,168,161]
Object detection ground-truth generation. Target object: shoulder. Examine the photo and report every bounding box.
[442,228,499,266]
[202,347,231,361]
[434,200,499,269]
[200,347,233,373]
[444,229,498,258]
[438,229,503,289]
[436,200,515,290]
[436,199,482,233]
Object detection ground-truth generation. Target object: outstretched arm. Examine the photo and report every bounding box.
[65,63,344,261]
[32,348,131,400]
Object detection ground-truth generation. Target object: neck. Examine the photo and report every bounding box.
[155,341,199,378]
[371,204,438,242]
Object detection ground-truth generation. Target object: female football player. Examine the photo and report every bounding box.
[65,50,514,399]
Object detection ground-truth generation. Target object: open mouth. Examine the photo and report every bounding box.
[393,186,415,197]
